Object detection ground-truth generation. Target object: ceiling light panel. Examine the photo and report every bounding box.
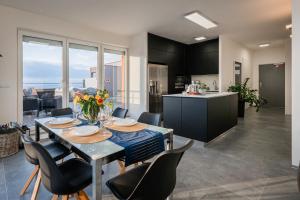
[194,36,206,41]
[185,12,217,29]
[259,43,270,48]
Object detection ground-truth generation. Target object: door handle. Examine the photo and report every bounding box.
[259,82,262,88]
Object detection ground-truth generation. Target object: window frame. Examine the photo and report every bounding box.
[102,45,129,109]
[17,29,128,123]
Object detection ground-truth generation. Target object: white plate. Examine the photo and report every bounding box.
[48,117,74,125]
[114,118,137,127]
[70,126,99,137]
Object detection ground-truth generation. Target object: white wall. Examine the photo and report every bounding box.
[292,0,300,166]
[0,5,129,123]
[252,43,291,115]
[219,35,253,92]
[252,47,285,89]
[285,40,292,115]
[128,32,148,119]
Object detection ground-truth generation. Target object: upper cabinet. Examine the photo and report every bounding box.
[148,33,187,94]
[147,34,219,90]
[187,38,219,75]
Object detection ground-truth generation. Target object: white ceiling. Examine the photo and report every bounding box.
[0,0,291,49]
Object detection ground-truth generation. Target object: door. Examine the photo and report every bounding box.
[68,42,98,110]
[234,61,242,85]
[103,47,127,108]
[22,35,64,127]
[148,64,168,113]
[259,63,285,108]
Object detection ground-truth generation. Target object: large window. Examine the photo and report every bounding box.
[68,43,98,109]
[103,48,126,108]
[19,31,127,126]
[22,36,63,126]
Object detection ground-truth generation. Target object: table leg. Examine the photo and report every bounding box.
[35,123,40,142]
[92,159,102,200]
[167,131,174,150]
[167,131,174,200]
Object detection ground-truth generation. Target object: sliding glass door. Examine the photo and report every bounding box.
[68,43,98,109]
[20,31,128,125]
[103,48,127,108]
[22,36,63,126]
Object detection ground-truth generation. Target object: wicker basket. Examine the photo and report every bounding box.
[0,128,19,158]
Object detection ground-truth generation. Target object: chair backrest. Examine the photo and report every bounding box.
[37,89,55,99]
[112,107,128,118]
[20,133,39,165]
[128,140,194,200]
[138,112,161,126]
[51,107,73,117]
[30,141,70,194]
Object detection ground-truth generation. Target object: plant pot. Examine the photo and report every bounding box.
[238,100,245,118]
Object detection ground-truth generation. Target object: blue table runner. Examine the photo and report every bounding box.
[108,129,165,166]
[59,115,165,166]
[60,117,165,166]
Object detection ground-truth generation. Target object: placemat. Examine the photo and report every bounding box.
[104,123,148,132]
[61,128,112,144]
[45,119,81,129]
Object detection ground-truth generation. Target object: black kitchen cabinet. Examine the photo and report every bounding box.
[148,33,187,94]
[181,98,207,141]
[163,97,182,135]
[163,93,238,143]
[187,38,219,75]
[148,33,219,92]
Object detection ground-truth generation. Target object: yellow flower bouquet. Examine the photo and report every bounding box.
[73,89,110,124]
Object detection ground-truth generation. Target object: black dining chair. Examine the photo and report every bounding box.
[20,134,71,200]
[107,140,194,200]
[51,107,73,117]
[112,107,128,118]
[138,112,161,126]
[30,140,92,200]
[49,108,74,139]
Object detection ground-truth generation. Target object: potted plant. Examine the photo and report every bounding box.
[73,89,110,124]
[228,78,266,117]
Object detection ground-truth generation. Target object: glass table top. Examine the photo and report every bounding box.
[35,117,172,161]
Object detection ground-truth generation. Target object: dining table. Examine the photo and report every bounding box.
[35,117,174,200]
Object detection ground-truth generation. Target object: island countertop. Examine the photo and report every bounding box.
[163,92,237,99]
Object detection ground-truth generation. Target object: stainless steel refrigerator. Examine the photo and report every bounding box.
[148,64,168,114]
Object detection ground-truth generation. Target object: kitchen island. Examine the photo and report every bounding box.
[163,92,238,143]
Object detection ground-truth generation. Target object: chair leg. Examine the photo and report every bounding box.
[51,194,59,200]
[20,165,39,196]
[62,195,69,200]
[76,191,89,200]
[74,193,80,200]
[118,161,126,174]
[30,170,42,200]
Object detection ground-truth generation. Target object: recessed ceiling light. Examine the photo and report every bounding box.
[194,36,206,41]
[259,43,270,48]
[185,12,217,29]
[286,24,292,30]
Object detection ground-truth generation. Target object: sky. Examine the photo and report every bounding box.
[23,41,122,88]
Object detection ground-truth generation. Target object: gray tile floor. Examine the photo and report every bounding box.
[1,107,299,200]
